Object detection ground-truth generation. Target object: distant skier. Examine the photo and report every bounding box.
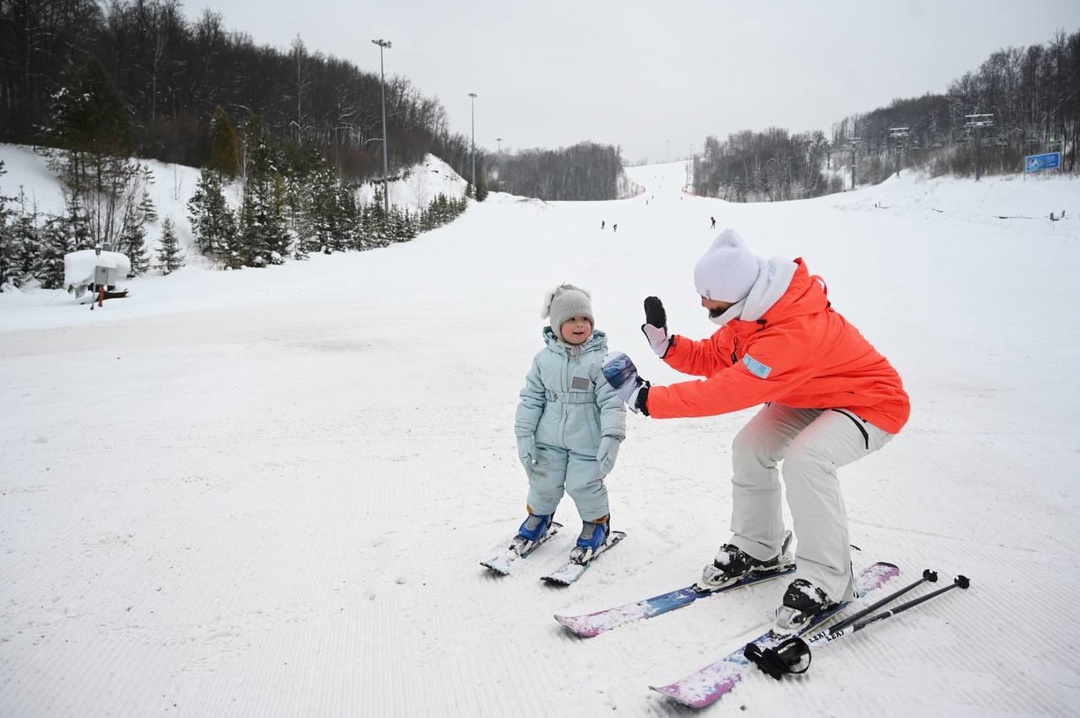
[711,216,716,229]
[513,283,627,561]
[601,220,605,230]
[602,228,909,634]
[613,224,618,233]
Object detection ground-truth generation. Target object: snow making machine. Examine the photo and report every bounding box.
[64,244,131,307]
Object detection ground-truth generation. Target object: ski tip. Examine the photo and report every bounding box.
[870,561,902,577]
[649,684,712,709]
[541,575,574,587]
[553,614,599,638]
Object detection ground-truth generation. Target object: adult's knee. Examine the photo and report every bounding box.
[732,423,783,467]
[782,442,833,489]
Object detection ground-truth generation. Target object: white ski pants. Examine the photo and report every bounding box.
[727,404,894,602]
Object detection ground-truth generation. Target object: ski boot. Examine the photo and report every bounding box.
[569,515,610,564]
[774,578,839,635]
[696,530,793,591]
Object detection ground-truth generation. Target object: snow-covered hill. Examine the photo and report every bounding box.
[0,144,469,275]
[1,148,1078,717]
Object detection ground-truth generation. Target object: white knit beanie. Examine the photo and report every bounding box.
[694,228,762,303]
[542,283,594,331]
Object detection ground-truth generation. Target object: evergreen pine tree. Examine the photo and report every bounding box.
[118,196,150,276]
[0,218,12,290]
[38,216,72,289]
[10,190,41,288]
[369,188,389,247]
[297,161,342,256]
[387,206,403,242]
[43,57,138,249]
[240,171,290,266]
[188,168,237,261]
[156,217,184,275]
[353,198,375,250]
[431,194,447,227]
[288,171,314,260]
[321,167,350,253]
[0,161,14,291]
[399,207,418,241]
[65,194,93,251]
[208,106,240,179]
[47,58,133,161]
[238,117,291,266]
[138,172,158,225]
[337,184,360,251]
[267,175,291,261]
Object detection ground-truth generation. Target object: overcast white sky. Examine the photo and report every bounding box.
[182,0,1080,162]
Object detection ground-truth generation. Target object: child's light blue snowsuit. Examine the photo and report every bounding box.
[515,327,626,521]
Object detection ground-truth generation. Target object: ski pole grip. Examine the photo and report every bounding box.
[744,637,811,680]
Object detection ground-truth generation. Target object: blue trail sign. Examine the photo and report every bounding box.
[1025,152,1061,173]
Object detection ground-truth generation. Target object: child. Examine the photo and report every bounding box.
[514,283,626,560]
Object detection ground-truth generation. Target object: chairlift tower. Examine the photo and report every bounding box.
[847,137,860,190]
[965,113,994,181]
[888,127,909,177]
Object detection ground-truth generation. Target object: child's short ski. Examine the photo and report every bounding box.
[554,564,796,637]
[541,531,627,586]
[649,561,900,709]
[480,521,563,575]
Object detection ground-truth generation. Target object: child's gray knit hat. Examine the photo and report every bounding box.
[542,283,594,331]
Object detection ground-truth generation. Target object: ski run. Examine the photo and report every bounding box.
[3,149,1077,717]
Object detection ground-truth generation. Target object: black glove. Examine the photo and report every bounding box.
[641,296,672,358]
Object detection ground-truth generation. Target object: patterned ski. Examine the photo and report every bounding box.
[554,565,796,637]
[650,561,900,709]
[480,521,563,575]
[540,531,627,586]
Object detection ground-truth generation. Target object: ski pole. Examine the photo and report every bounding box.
[826,568,938,635]
[816,575,970,645]
[746,573,970,679]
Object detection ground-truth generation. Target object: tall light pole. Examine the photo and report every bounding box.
[496,137,502,155]
[372,38,391,214]
[468,92,477,190]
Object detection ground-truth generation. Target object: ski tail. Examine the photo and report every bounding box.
[541,531,627,586]
[480,521,563,575]
[650,561,900,708]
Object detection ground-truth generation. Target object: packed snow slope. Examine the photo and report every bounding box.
[1,148,1078,717]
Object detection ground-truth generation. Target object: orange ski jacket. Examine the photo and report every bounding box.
[645,260,910,434]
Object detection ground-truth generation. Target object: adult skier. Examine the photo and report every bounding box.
[603,228,909,632]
